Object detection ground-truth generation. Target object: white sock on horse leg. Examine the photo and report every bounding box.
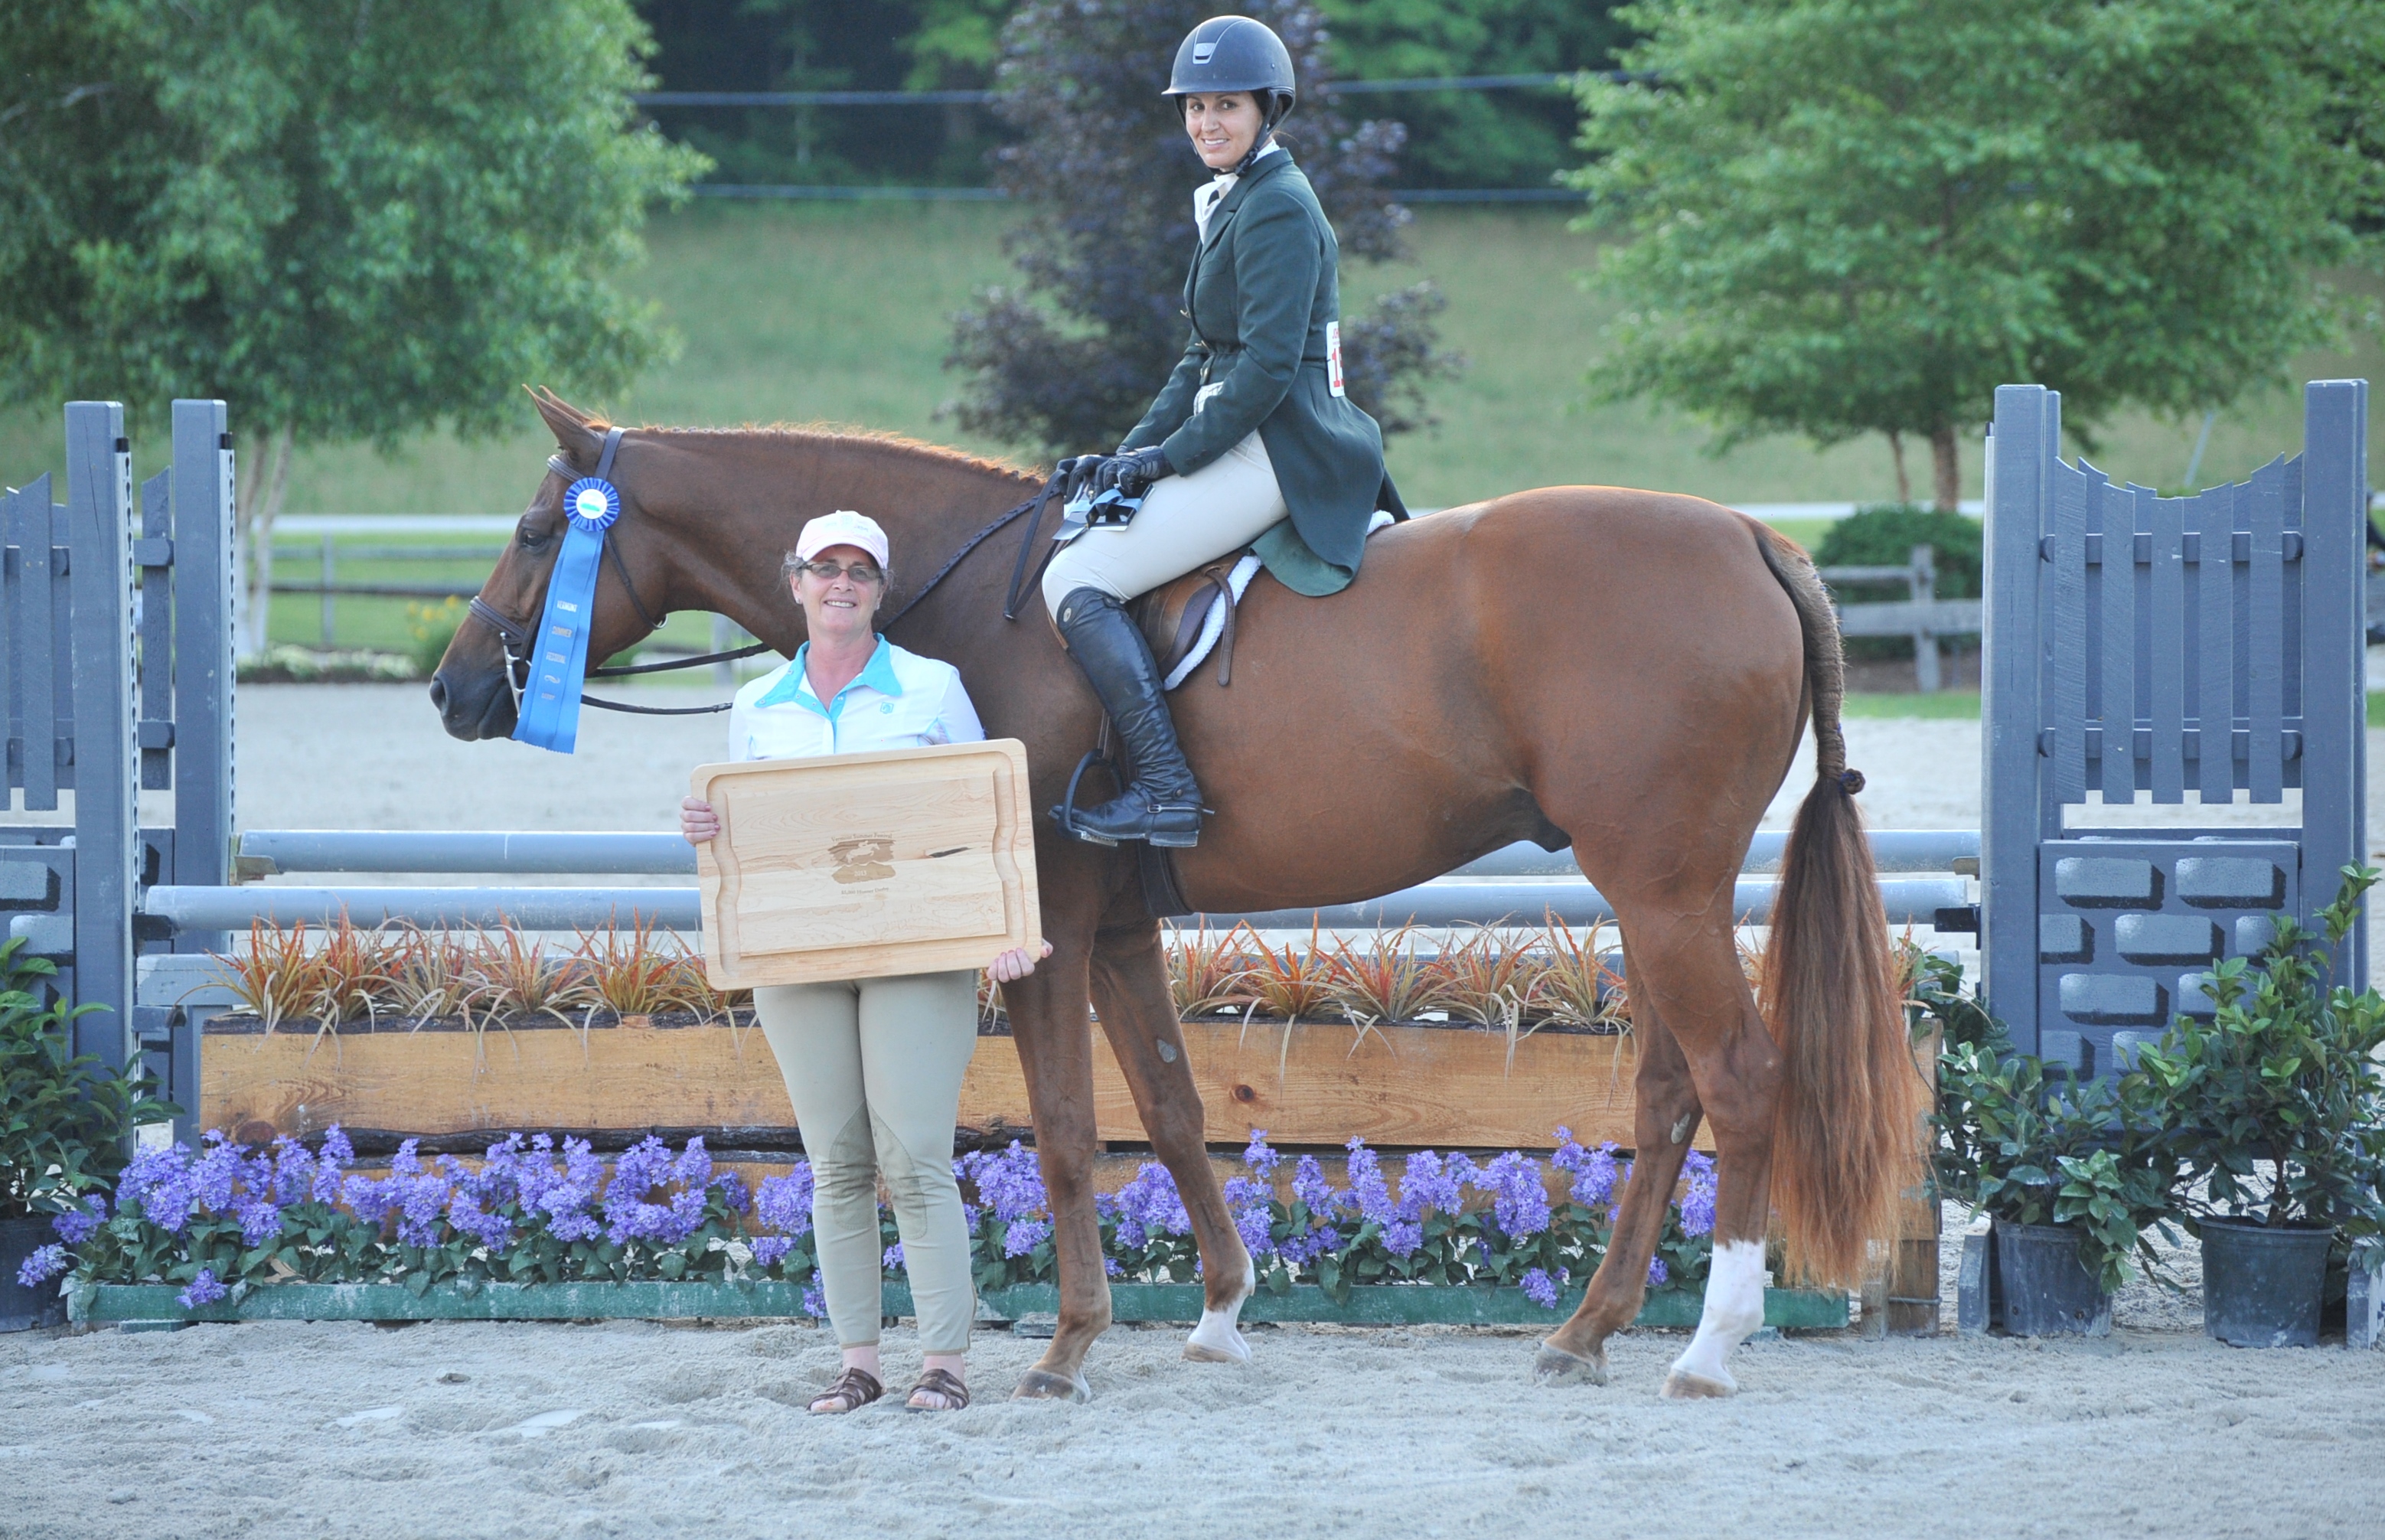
[1669,1239,1766,1391]
[1184,1256,1257,1364]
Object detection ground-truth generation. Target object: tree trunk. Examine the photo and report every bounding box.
[233,425,295,660]
[1930,423,1960,512]
[1888,431,1911,504]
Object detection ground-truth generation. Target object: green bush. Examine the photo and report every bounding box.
[2,938,176,1222]
[1813,504,1985,663]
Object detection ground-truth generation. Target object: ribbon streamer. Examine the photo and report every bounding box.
[513,428,626,755]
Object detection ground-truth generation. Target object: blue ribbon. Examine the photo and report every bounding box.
[513,430,625,755]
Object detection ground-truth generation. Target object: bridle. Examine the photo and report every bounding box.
[466,436,775,717]
[465,429,1073,718]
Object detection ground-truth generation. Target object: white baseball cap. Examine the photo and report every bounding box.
[794,510,889,569]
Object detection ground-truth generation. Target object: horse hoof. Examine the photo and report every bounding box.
[1183,1330,1251,1365]
[1659,1369,1735,1401]
[1011,1369,1092,1404]
[1532,1344,1607,1387]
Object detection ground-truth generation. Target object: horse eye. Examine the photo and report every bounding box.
[517,525,549,551]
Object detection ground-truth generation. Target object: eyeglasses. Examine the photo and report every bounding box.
[797,559,886,585]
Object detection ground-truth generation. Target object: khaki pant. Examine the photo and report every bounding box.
[755,970,980,1355]
[1042,426,1289,615]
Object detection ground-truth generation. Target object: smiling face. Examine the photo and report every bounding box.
[1181,90,1263,171]
[791,543,885,644]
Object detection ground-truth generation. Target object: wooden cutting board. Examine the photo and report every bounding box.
[692,739,1040,989]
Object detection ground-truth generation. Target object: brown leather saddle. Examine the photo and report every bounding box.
[1127,552,1249,690]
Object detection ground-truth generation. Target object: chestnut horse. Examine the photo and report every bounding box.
[432,392,1920,1401]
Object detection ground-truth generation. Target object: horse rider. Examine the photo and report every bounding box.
[1042,13,1401,850]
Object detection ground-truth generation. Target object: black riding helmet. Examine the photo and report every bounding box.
[1164,16,1297,174]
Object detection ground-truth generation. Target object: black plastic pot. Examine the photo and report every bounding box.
[2201,1217,2332,1347]
[1,1215,67,1333]
[1993,1220,2112,1336]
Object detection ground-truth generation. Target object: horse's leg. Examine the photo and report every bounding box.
[1580,906,1785,1398]
[1087,919,1256,1365]
[1000,922,1110,1401]
[1535,984,1701,1386]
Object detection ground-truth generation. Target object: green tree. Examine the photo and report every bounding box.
[0,0,702,654]
[1569,0,2374,510]
[1316,0,1633,190]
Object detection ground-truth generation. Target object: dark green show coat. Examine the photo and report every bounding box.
[1121,150,1398,595]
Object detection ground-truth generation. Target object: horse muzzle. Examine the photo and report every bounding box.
[428,666,520,741]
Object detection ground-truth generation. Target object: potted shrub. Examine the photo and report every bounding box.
[1924,954,2177,1336]
[2136,868,2385,1347]
[1,938,173,1330]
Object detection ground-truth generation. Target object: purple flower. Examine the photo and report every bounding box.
[1520,1267,1561,1309]
[1474,1151,1551,1239]
[752,1235,793,1268]
[673,1137,714,1191]
[1345,1139,1398,1227]
[1109,1163,1189,1248]
[318,1124,355,1170]
[963,1143,1048,1224]
[1241,1130,1281,1177]
[602,1137,710,1248]
[15,1245,67,1288]
[801,1285,826,1318]
[343,1140,452,1247]
[1381,1219,1423,1258]
[712,1170,752,1215]
[1222,1175,1275,1260]
[52,1198,103,1246]
[530,1137,608,1242]
[1104,1256,1124,1277]
[122,1143,197,1233]
[1646,1255,1669,1288]
[1003,1217,1051,1258]
[882,1242,905,1271]
[1398,1150,1465,1216]
[1679,1183,1717,1238]
[755,1166,816,1239]
[178,1269,228,1309]
[233,1197,283,1248]
[1551,1131,1622,1209]
[1291,1155,1336,1216]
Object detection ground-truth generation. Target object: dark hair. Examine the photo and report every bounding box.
[1179,87,1293,130]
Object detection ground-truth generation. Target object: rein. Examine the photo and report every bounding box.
[469,447,1065,720]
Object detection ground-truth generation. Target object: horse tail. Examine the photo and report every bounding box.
[1749,523,1924,1287]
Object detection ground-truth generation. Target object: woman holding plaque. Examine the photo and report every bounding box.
[680,510,1046,1414]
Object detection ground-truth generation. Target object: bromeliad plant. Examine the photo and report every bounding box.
[1917,949,2179,1294]
[2135,866,2385,1271]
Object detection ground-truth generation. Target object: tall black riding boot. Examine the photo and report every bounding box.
[1050,586,1206,848]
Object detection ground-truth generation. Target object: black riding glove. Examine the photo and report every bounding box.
[1058,455,1105,506]
[1098,445,1175,498]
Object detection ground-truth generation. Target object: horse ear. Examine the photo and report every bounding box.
[527,387,604,471]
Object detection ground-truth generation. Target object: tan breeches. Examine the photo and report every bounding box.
[1042,428,1288,615]
[755,970,980,1355]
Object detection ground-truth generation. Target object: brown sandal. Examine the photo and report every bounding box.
[904,1368,970,1411]
[808,1366,884,1414]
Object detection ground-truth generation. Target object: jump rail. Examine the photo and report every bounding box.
[150,827,1979,935]
[140,876,1972,935]
[227,827,1980,878]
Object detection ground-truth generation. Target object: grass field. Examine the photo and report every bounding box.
[4,201,2380,652]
